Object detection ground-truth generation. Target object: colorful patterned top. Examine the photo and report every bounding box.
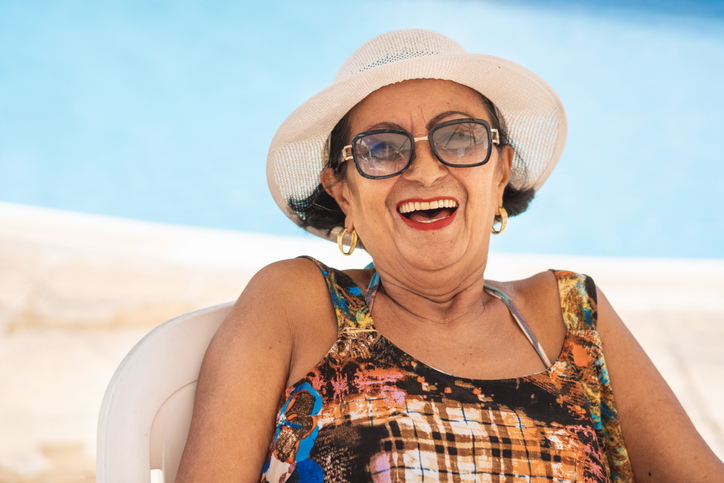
[261,258,634,482]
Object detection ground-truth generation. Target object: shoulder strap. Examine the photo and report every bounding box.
[552,270,634,480]
[364,263,380,309]
[551,270,598,331]
[299,256,375,334]
[484,284,553,368]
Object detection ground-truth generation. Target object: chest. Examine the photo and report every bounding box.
[262,337,609,483]
[372,309,555,380]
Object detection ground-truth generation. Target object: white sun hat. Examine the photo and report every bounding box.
[267,29,567,243]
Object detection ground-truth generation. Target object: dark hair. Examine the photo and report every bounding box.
[287,92,535,234]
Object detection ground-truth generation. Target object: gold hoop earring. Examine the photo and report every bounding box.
[491,207,508,235]
[337,227,358,256]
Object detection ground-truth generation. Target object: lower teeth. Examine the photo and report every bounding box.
[419,215,448,223]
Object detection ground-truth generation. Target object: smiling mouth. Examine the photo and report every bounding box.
[397,199,459,223]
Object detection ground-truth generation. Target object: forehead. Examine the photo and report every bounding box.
[349,79,489,131]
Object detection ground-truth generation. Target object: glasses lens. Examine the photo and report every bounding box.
[354,132,411,177]
[431,121,490,166]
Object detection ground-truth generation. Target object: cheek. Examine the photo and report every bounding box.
[345,177,398,224]
[464,167,497,198]
[459,169,501,222]
[343,174,381,215]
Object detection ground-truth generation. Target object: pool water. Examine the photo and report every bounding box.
[1,0,722,258]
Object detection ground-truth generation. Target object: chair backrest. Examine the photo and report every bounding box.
[97,302,234,483]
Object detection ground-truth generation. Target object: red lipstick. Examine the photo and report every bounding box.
[396,197,459,232]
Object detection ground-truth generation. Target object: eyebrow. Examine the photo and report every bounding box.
[363,111,477,133]
[425,111,475,130]
[365,121,405,131]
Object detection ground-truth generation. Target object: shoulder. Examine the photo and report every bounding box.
[491,270,563,321]
[199,258,326,350]
[235,257,330,311]
[248,256,327,287]
[496,270,559,299]
[177,258,338,479]
[488,271,566,363]
[507,270,599,328]
[488,270,598,362]
[211,257,328,348]
[227,256,336,330]
[216,257,340,383]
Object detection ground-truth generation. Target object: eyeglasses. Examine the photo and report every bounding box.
[341,118,499,180]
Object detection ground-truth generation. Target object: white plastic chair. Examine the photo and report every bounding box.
[97,301,234,483]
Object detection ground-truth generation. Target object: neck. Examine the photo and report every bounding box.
[371,255,493,329]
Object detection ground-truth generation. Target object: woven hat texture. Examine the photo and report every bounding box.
[267,29,567,242]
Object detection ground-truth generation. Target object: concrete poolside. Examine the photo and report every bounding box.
[1,201,723,481]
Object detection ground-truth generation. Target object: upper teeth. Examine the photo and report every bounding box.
[398,199,458,214]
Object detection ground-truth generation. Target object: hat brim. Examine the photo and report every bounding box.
[267,53,567,243]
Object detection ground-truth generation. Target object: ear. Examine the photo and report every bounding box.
[495,145,513,207]
[321,167,352,215]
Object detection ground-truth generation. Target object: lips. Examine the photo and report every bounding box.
[396,197,459,231]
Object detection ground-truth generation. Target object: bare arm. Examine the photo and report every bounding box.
[175,259,334,482]
[597,287,724,481]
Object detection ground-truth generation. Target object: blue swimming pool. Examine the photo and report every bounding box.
[1,0,723,258]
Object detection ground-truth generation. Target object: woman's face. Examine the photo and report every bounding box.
[324,79,512,273]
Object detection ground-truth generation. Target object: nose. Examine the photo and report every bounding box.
[402,139,448,186]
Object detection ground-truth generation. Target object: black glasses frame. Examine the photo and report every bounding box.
[341,118,500,180]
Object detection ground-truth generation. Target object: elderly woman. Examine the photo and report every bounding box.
[176,30,724,482]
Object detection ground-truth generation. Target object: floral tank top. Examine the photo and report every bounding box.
[261,258,634,482]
